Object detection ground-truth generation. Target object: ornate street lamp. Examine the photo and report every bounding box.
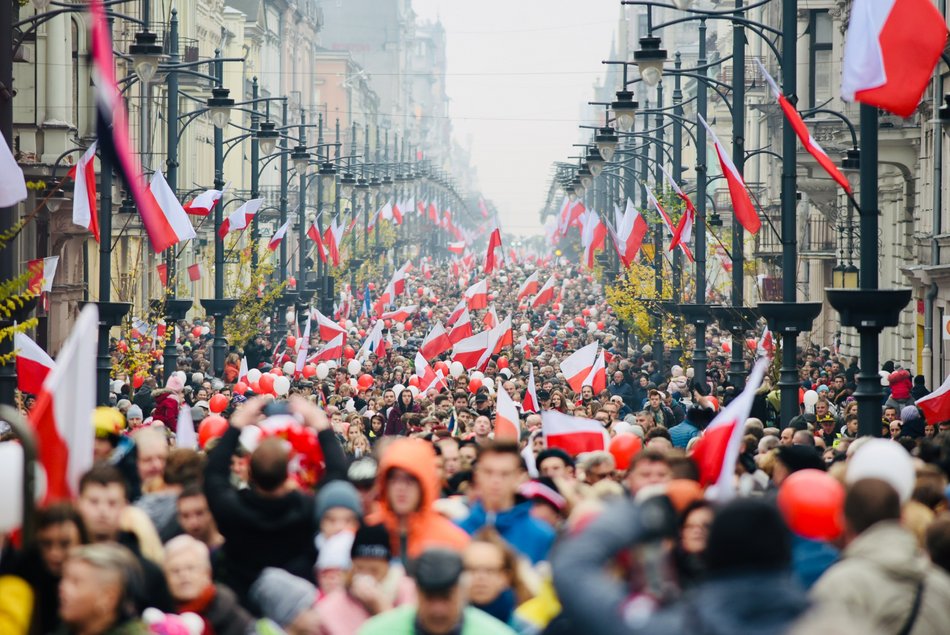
[256,121,279,156]
[634,36,667,87]
[585,145,605,177]
[594,126,619,162]
[611,90,638,133]
[291,145,311,174]
[206,87,234,130]
[128,30,164,84]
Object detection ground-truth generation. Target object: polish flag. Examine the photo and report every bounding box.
[483,304,499,329]
[448,309,474,344]
[414,352,447,393]
[218,198,263,238]
[582,350,606,394]
[294,316,312,375]
[28,256,60,294]
[267,219,291,251]
[14,331,55,395]
[309,332,344,364]
[757,325,775,359]
[392,201,403,225]
[183,183,227,216]
[0,129,27,207]
[420,321,453,359]
[917,373,950,426]
[495,384,521,441]
[541,410,609,456]
[841,0,948,117]
[464,279,489,310]
[417,200,427,215]
[28,304,98,501]
[142,170,197,252]
[381,305,417,321]
[323,223,341,267]
[428,202,439,224]
[612,198,649,267]
[517,271,540,301]
[448,241,466,255]
[581,211,606,269]
[556,196,572,236]
[187,263,201,281]
[391,262,410,296]
[308,222,327,264]
[313,308,347,344]
[647,189,694,263]
[447,299,467,326]
[69,143,99,241]
[559,342,598,394]
[659,166,698,251]
[238,356,249,383]
[698,114,760,234]
[156,263,168,286]
[485,227,502,274]
[488,314,513,356]
[357,320,387,360]
[691,358,769,500]
[522,365,539,413]
[379,200,394,222]
[452,330,491,370]
[531,276,557,308]
[756,60,853,193]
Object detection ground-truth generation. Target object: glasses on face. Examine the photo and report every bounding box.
[587,470,612,483]
[465,564,505,576]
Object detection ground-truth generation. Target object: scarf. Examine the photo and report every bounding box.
[473,588,516,624]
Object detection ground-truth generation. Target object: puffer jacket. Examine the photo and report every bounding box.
[151,389,180,430]
[811,521,950,635]
[366,437,470,561]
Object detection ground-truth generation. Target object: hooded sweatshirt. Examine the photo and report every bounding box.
[367,438,470,561]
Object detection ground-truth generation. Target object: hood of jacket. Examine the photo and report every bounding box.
[842,521,928,583]
[376,437,440,516]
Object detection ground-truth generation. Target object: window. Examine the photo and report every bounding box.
[809,10,833,107]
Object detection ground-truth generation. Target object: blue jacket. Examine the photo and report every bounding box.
[668,420,700,448]
[791,535,838,589]
[457,501,555,564]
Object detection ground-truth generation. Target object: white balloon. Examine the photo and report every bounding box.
[111,380,124,394]
[409,385,420,397]
[846,438,915,503]
[315,363,330,380]
[803,390,819,407]
[471,371,484,381]
[587,322,598,333]
[589,308,599,319]
[285,309,296,324]
[349,378,358,389]
[520,323,531,333]
[247,368,262,383]
[239,425,263,452]
[192,372,204,384]
[347,359,362,375]
[0,443,23,532]
[200,325,211,335]
[395,322,405,332]
[485,383,495,396]
[450,361,465,378]
[282,361,296,376]
[273,375,291,396]
[326,360,338,369]
[393,383,406,398]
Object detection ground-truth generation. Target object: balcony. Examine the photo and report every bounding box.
[800,212,836,258]
[753,212,782,259]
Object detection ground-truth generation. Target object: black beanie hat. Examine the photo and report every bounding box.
[776,445,826,474]
[705,499,791,573]
[351,523,391,561]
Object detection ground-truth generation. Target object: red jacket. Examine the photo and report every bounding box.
[151,389,181,431]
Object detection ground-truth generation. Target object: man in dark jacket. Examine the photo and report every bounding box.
[608,371,638,411]
[204,396,347,602]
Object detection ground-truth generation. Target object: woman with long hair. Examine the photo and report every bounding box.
[385,387,420,436]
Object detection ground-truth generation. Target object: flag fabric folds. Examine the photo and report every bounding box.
[14,331,55,395]
[916,374,950,425]
[69,143,100,241]
[541,410,608,456]
[494,384,521,440]
[143,170,197,253]
[559,342,597,393]
[267,220,291,251]
[0,130,27,207]
[698,114,760,235]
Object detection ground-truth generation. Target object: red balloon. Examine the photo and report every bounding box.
[597,321,605,330]
[287,335,297,349]
[408,375,421,388]
[209,393,229,413]
[132,374,145,389]
[468,378,482,394]
[746,338,758,352]
[582,308,591,317]
[117,340,129,353]
[192,326,202,338]
[343,346,355,360]
[497,356,509,369]
[384,319,392,329]
[368,282,376,291]
[609,434,643,471]
[198,415,229,449]
[233,381,248,395]
[249,381,262,394]
[404,320,413,331]
[259,373,275,394]
[288,276,296,289]
[358,373,374,389]
[271,366,283,376]
[303,364,317,378]
[417,287,425,296]
[777,469,845,541]
[434,361,449,375]
[358,329,366,338]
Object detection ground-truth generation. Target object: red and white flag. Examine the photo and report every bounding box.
[420,321,453,359]
[559,342,598,393]
[381,304,417,322]
[531,276,557,308]
[464,279,489,310]
[69,143,99,241]
[841,0,948,117]
[28,304,98,502]
[218,198,263,238]
[267,219,291,251]
[28,256,60,294]
[448,308,474,344]
[755,60,853,193]
[14,331,55,395]
[183,183,228,216]
[483,304,499,329]
[448,241,466,255]
[541,410,609,456]
[357,320,387,360]
[660,167,698,252]
[0,130,27,207]
[485,227,502,274]
[690,358,769,500]
[757,324,775,359]
[582,350,606,395]
[488,314,513,357]
[308,332,344,364]
[414,352,448,393]
[647,189,694,263]
[916,373,950,425]
[452,330,491,370]
[313,308,347,344]
[516,271,540,301]
[143,170,197,252]
[238,356,249,383]
[495,384,521,441]
[581,210,607,269]
[294,316,312,375]
[522,365,539,413]
[698,114,760,235]
[447,299,467,326]
[187,263,201,282]
[610,198,648,267]
[308,222,328,264]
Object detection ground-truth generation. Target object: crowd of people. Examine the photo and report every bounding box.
[3,255,950,635]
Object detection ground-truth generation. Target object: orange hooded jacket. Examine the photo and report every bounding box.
[367,438,470,559]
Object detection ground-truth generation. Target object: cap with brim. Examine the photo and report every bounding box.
[410,549,463,594]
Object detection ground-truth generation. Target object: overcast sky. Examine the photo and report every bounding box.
[411,0,620,237]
